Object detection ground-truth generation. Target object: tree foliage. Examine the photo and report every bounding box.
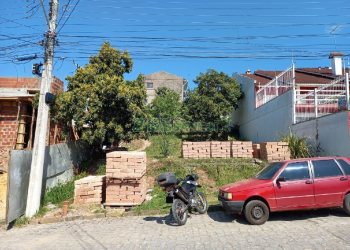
[184,69,242,139]
[53,42,146,146]
[148,87,186,157]
[150,87,182,123]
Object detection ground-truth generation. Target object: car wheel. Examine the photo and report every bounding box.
[344,193,350,215]
[244,200,269,225]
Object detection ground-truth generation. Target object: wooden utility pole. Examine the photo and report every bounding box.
[26,0,58,217]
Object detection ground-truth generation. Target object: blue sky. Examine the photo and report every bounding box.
[1,0,350,89]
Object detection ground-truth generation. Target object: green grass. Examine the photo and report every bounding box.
[133,152,264,213]
[145,134,182,159]
[13,216,30,227]
[148,158,263,186]
[42,181,75,207]
[132,186,171,214]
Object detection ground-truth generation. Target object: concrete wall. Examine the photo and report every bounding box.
[5,140,90,223]
[232,74,294,142]
[144,71,186,104]
[291,111,350,157]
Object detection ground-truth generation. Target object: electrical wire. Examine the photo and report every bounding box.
[57,0,81,34]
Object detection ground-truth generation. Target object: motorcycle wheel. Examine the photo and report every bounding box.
[195,192,208,214]
[172,199,188,226]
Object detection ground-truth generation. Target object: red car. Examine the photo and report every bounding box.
[218,157,350,225]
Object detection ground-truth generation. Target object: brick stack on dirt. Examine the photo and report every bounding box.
[74,175,105,205]
[231,141,253,158]
[105,151,147,206]
[182,141,211,159]
[260,142,291,162]
[252,144,261,159]
[210,141,231,158]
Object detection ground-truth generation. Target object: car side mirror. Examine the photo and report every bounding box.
[276,177,286,183]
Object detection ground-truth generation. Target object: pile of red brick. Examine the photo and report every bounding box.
[106,151,146,179]
[105,151,147,206]
[260,142,291,162]
[210,141,231,158]
[231,141,253,158]
[74,175,105,205]
[181,140,291,161]
[182,141,211,159]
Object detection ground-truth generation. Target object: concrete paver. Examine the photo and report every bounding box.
[1,209,350,249]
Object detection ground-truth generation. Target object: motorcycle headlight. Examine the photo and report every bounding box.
[223,192,232,200]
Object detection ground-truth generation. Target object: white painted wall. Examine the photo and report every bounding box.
[232,74,294,142]
[291,111,350,157]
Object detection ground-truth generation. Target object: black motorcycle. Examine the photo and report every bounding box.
[157,172,208,225]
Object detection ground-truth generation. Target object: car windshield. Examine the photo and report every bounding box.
[256,162,284,180]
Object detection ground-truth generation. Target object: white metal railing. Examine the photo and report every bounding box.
[256,65,294,108]
[294,75,349,123]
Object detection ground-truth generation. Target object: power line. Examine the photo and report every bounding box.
[57,0,80,34]
[57,0,72,26]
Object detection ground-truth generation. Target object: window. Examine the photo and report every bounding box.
[312,160,343,178]
[279,162,310,181]
[146,82,153,89]
[256,162,283,180]
[337,159,350,175]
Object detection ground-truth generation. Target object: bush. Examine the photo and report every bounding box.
[282,132,311,159]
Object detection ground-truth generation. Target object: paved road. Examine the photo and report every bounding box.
[1,209,350,250]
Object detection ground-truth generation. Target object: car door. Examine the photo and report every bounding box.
[311,159,348,207]
[336,159,350,189]
[274,161,315,210]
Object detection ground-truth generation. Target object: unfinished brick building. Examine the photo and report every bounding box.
[0,76,64,221]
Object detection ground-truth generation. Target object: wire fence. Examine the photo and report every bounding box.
[294,76,348,123]
[255,66,294,108]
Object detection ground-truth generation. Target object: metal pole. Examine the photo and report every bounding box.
[26,0,58,217]
[346,73,349,110]
[314,89,318,118]
[275,76,278,97]
[292,63,296,124]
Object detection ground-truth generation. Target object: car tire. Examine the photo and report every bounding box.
[244,200,269,225]
[344,193,350,215]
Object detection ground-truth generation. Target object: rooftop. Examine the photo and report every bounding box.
[242,67,349,86]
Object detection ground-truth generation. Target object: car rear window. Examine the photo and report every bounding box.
[337,159,350,175]
[312,159,343,178]
[256,162,283,180]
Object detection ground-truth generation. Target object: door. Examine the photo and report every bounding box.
[274,161,315,210]
[336,159,350,189]
[312,159,348,207]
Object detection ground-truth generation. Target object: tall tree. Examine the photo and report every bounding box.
[148,87,186,157]
[184,69,242,139]
[150,87,182,124]
[53,42,146,147]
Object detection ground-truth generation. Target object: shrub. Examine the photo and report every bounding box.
[282,132,311,159]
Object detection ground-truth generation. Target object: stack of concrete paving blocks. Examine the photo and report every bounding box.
[252,144,261,159]
[74,175,105,205]
[260,142,291,162]
[105,151,147,206]
[231,141,253,158]
[210,141,231,158]
[182,141,211,159]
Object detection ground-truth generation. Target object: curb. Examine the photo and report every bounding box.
[31,213,107,225]
[29,209,168,226]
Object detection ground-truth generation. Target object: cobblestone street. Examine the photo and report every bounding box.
[1,209,350,250]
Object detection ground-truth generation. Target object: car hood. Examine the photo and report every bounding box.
[220,178,272,193]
